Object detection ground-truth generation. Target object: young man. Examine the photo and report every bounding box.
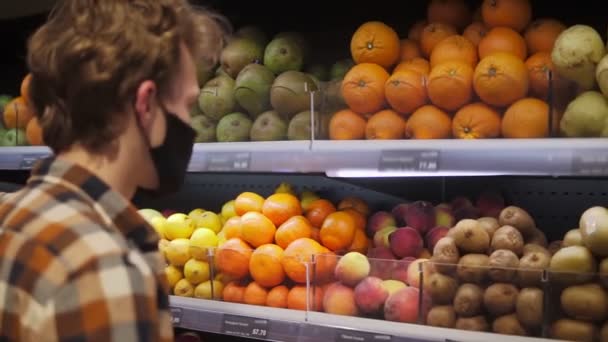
[0,0,226,340]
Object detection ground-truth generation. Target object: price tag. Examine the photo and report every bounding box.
[379,150,440,172]
[206,152,251,172]
[571,150,608,176]
[221,314,269,339]
[170,307,183,326]
[20,153,50,169]
[334,328,392,342]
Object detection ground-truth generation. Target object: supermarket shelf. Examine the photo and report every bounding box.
[169,296,553,342]
[1,139,607,177]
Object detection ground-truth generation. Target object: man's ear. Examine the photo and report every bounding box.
[134,80,158,128]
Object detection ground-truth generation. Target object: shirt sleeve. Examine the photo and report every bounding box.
[41,252,171,341]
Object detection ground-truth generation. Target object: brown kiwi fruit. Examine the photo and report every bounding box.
[426,305,456,328]
[522,243,550,257]
[453,283,484,317]
[457,254,489,284]
[518,251,550,287]
[498,206,536,236]
[483,283,519,316]
[425,272,459,304]
[454,316,489,332]
[563,229,584,247]
[492,314,527,336]
[491,225,524,256]
[551,319,598,342]
[516,287,543,328]
[560,283,608,322]
[431,237,460,274]
[525,228,548,247]
[477,217,500,240]
[548,240,563,255]
[600,258,608,289]
[488,249,519,283]
[450,219,490,254]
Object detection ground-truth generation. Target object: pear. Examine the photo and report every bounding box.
[220,38,264,78]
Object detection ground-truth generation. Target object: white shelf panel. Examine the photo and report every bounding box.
[169,296,555,342]
[1,139,606,177]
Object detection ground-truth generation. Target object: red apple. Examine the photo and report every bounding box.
[162,209,178,218]
[373,226,397,248]
[425,226,449,251]
[366,211,397,238]
[476,190,505,218]
[391,203,411,226]
[389,227,423,258]
[384,287,431,324]
[368,247,397,280]
[388,257,415,283]
[435,204,455,228]
[450,196,473,211]
[354,276,389,315]
[403,201,436,235]
[406,258,433,288]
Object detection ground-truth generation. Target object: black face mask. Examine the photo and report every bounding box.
[138,110,196,198]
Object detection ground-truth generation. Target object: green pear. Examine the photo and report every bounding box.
[2,128,28,146]
[561,91,608,137]
[234,64,276,117]
[330,59,355,80]
[198,74,236,121]
[216,112,253,142]
[250,110,287,141]
[263,37,304,74]
[270,71,319,118]
[305,64,329,82]
[235,26,269,47]
[287,111,312,140]
[220,38,264,78]
[191,115,217,143]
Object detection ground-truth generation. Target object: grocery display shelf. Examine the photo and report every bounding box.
[1,138,607,177]
[169,296,552,342]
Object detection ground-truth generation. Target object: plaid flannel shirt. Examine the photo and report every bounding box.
[0,157,173,341]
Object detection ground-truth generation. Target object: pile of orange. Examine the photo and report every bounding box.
[332,0,568,140]
[213,188,371,311]
[2,73,44,146]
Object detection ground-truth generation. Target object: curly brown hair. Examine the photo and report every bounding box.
[26,0,229,153]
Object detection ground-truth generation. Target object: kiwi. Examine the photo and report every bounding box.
[498,206,536,236]
[425,272,459,304]
[525,228,548,247]
[522,243,550,257]
[477,217,500,239]
[491,225,524,256]
[548,240,563,255]
[516,287,543,328]
[551,319,598,342]
[451,219,490,254]
[492,314,527,336]
[431,237,460,274]
[488,249,519,283]
[453,283,484,317]
[426,305,456,328]
[600,258,608,289]
[518,251,550,287]
[563,229,584,247]
[454,316,489,332]
[483,283,518,316]
[550,245,597,285]
[457,254,489,284]
[561,283,608,322]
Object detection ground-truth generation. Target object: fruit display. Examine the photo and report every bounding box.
[0,74,43,146]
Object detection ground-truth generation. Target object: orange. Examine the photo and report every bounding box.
[473,52,529,107]
[394,57,430,75]
[430,35,479,68]
[240,211,276,248]
[427,0,472,30]
[262,193,302,226]
[463,22,488,47]
[406,105,452,139]
[385,69,428,115]
[249,244,285,288]
[222,281,246,303]
[348,227,370,254]
[3,97,35,129]
[320,211,356,252]
[266,285,289,308]
[25,117,44,146]
[452,102,502,139]
[287,285,324,311]
[20,73,32,104]
[501,97,549,138]
[399,39,422,61]
[524,18,566,54]
[350,21,401,69]
[328,109,367,140]
[275,215,313,249]
[305,199,337,228]
[408,20,428,42]
[243,281,268,306]
[342,208,366,231]
[234,192,265,216]
[215,238,253,279]
[337,197,370,217]
[282,237,336,283]
[341,63,390,115]
[482,0,532,32]
[478,27,528,60]
[310,227,321,243]
[222,216,242,240]
[365,109,407,140]
[420,22,458,57]
[427,61,474,111]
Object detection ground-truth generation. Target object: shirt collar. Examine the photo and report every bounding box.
[29,156,160,252]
